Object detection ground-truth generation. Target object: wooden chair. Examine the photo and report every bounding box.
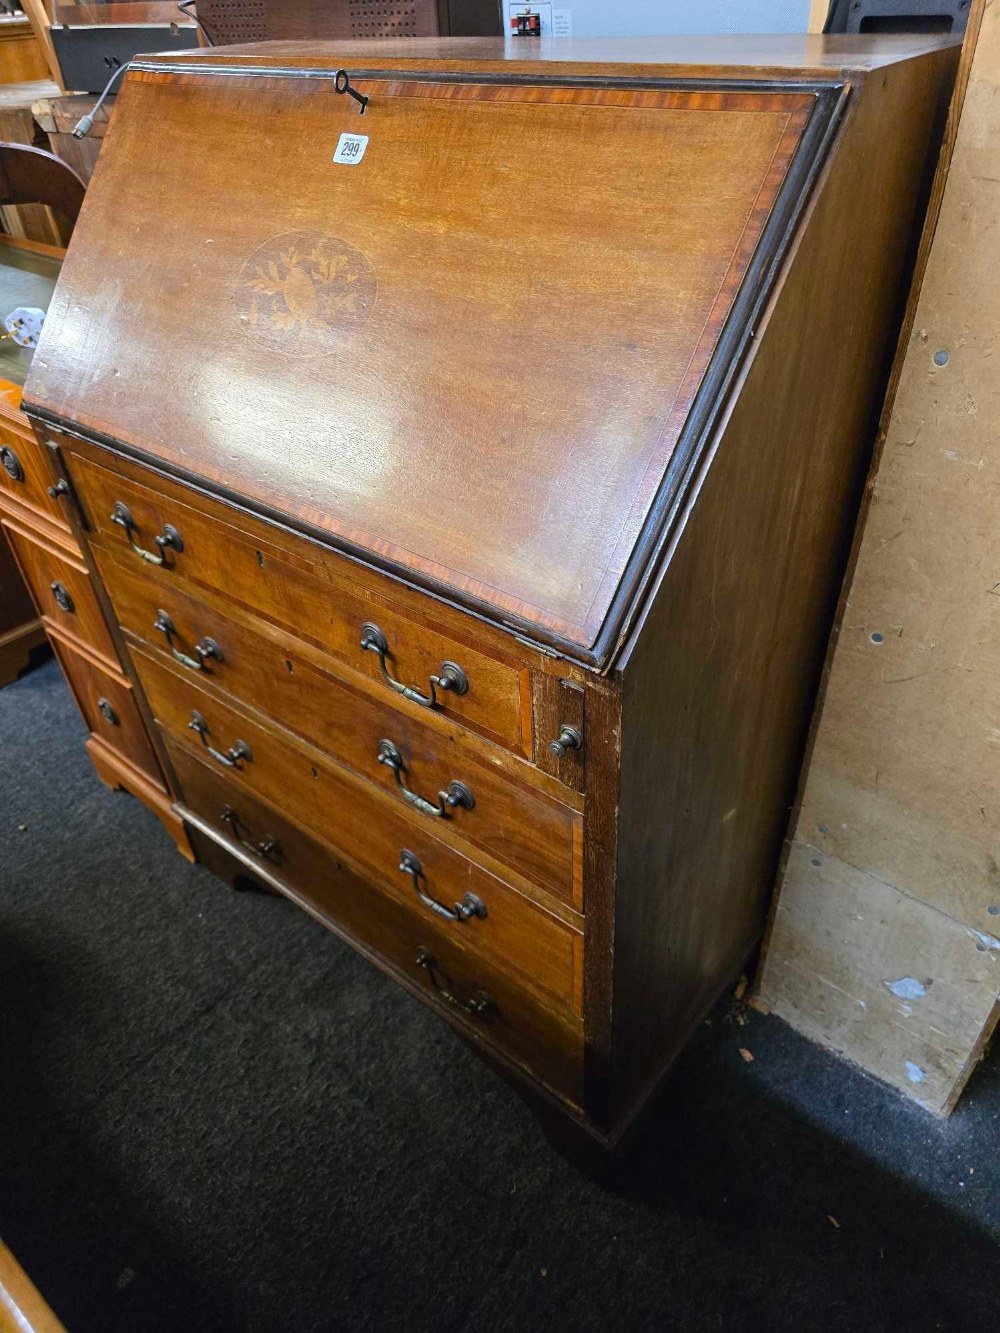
[194,0,448,45]
[19,0,66,92]
[0,142,85,235]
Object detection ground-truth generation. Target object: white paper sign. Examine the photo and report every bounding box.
[333,133,369,165]
[553,8,572,35]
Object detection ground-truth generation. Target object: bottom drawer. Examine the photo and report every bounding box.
[167,740,584,1108]
[49,629,165,787]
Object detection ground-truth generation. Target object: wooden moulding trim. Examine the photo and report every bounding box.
[26,70,849,676]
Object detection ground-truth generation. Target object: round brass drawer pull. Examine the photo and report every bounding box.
[376,739,474,818]
[50,581,74,614]
[1,445,23,483]
[399,849,487,924]
[97,697,119,726]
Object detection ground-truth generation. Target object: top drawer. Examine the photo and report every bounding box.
[66,449,532,754]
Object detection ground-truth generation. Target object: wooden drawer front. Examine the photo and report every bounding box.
[137,648,582,1013]
[0,425,66,528]
[48,631,163,786]
[71,452,529,753]
[3,521,118,664]
[99,550,581,907]
[169,740,583,1108]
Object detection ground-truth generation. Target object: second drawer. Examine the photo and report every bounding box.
[138,647,584,1013]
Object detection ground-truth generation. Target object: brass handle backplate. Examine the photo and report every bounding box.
[415,948,495,1020]
[188,710,252,769]
[111,500,184,567]
[360,621,468,709]
[154,609,223,673]
[399,849,486,924]
[377,739,474,818]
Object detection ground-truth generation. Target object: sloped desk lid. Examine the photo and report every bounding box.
[25,45,845,669]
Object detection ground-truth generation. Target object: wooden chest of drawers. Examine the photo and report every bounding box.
[22,36,958,1153]
[0,524,45,687]
[0,235,189,857]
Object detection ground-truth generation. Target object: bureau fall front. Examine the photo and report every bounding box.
[20,35,957,1153]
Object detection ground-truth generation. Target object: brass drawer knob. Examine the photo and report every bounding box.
[360,621,468,709]
[50,580,74,614]
[399,849,487,924]
[97,697,119,726]
[377,738,474,818]
[415,948,495,1020]
[550,725,582,759]
[111,500,184,567]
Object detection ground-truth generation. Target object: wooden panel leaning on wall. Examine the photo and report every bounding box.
[0,148,191,858]
[24,36,958,1156]
[758,1,1000,1117]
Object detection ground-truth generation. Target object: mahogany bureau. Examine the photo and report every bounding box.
[22,35,957,1151]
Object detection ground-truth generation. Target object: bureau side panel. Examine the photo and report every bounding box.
[611,49,958,1127]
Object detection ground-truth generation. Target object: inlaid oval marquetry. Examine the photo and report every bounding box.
[234,231,376,354]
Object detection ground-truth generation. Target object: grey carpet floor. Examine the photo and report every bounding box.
[1,657,998,1333]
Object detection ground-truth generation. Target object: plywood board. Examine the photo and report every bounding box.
[765,843,1000,1114]
[759,0,1000,1113]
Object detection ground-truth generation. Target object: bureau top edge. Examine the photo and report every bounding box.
[136,33,961,78]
